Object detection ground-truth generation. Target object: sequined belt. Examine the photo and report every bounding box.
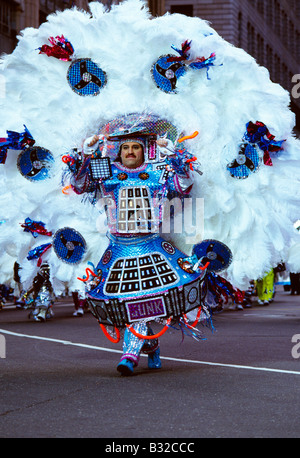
[88,275,206,328]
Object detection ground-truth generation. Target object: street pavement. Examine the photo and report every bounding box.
[0,287,300,439]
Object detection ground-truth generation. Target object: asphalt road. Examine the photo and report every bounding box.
[0,287,300,439]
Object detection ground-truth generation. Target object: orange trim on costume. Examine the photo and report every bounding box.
[126,317,172,340]
[183,306,202,328]
[62,185,72,194]
[186,156,198,170]
[198,261,210,271]
[99,324,121,343]
[178,131,199,143]
[77,268,97,282]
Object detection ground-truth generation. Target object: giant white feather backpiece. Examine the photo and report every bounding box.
[0,0,300,295]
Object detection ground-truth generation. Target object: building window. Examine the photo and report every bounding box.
[282,63,288,89]
[247,22,255,57]
[274,1,281,37]
[289,22,296,59]
[282,12,287,43]
[148,0,163,16]
[257,0,264,17]
[266,44,273,79]
[256,33,264,65]
[238,12,243,48]
[40,0,73,8]
[0,0,16,37]
[266,0,274,28]
[170,4,193,17]
[274,54,281,84]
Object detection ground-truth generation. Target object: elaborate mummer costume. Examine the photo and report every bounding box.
[23,263,54,322]
[1,0,300,375]
[69,117,234,374]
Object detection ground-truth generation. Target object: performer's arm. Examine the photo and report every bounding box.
[70,135,101,194]
[173,170,194,195]
[157,138,194,195]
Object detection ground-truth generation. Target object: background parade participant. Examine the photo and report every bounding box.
[23,263,55,322]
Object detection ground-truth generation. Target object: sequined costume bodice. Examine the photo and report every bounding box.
[98,161,190,236]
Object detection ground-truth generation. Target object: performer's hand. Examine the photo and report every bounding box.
[88,135,100,147]
[84,134,106,156]
[156,137,176,157]
[156,138,168,148]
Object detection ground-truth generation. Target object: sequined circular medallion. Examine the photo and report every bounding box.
[67,58,107,96]
[138,172,149,180]
[53,227,86,264]
[187,286,198,304]
[17,146,54,182]
[192,240,232,272]
[162,241,176,255]
[117,172,128,181]
[227,143,261,179]
[151,55,186,93]
[102,249,112,265]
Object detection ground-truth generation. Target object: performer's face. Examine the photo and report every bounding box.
[120,142,144,168]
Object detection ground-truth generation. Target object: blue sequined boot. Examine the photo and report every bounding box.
[148,347,162,369]
[117,358,134,376]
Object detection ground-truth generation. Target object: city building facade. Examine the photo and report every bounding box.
[165,0,300,131]
[0,0,88,53]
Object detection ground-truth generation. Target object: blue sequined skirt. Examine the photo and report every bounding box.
[87,233,206,327]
